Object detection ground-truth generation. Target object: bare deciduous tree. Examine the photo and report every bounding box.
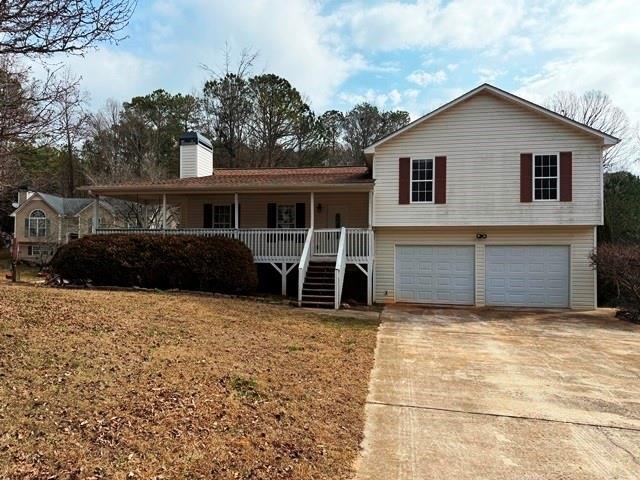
[0,58,71,153]
[0,58,77,223]
[0,0,136,57]
[54,69,89,196]
[201,46,257,166]
[545,90,632,170]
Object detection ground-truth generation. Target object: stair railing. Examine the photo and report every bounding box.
[298,227,314,306]
[334,227,347,310]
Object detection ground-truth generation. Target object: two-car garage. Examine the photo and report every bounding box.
[395,244,570,308]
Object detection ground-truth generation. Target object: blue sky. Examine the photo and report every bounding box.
[54,0,639,129]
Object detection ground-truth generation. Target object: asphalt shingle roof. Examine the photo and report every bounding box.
[83,166,373,191]
[35,192,111,215]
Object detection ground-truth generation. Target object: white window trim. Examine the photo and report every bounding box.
[409,157,435,204]
[28,209,48,237]
[27,244,53,256]
[277,204,296,229]
[213,204,233,229]
[532,152,560,202]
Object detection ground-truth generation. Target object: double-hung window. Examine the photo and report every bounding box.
[213,205,232,228]
[28,209,48,237]
[534,154,559,201]
[277,205,295,228]
[27,245,52,256]
[411,158,434,203]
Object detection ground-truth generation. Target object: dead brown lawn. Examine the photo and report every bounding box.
[0,284,379,479]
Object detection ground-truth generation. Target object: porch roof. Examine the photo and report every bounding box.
[78,166,373,197]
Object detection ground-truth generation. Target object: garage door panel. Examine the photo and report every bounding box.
[486,246,569,308]
[396,246,475,305]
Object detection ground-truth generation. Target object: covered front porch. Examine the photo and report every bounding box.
[85,186,374,309]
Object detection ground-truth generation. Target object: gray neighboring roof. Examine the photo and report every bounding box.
[17,192,114,216]
[36,192,66,214]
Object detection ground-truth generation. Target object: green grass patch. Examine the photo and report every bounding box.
[229,375,261,401]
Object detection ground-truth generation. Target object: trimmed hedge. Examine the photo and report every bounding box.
[49,234,258,294]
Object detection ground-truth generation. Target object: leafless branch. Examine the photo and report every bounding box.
[0,0,137,57]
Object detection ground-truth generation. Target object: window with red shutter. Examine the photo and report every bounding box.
[399,157,410,204]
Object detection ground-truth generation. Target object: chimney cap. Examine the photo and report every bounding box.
[180,131,212,150]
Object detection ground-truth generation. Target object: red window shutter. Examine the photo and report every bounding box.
[399,157,410,204]
[434,156,447,204]
[520,153,533,203]
[559,151,572,202]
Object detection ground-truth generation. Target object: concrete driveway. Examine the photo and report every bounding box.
[355,306,640,480]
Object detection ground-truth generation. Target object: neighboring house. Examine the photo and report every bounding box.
[10,191,116,262]
[80,84,618,310]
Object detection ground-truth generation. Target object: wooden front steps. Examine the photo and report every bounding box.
[301,261,335,308]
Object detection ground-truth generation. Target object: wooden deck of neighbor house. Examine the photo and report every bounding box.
[96,227,374,309]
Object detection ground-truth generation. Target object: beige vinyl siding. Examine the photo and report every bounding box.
[374,226,596,310]
[179,144,198,178]
[77,206,115,236]
[13,198,60,243]
[373,91,603,226]
[314,192,369,228]
[179,144,212,178]
[180,192,369,228]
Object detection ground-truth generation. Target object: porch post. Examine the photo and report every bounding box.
[310,192,315,228]
[234,193,239,229]
[367,264,373,306]
[368,190,373,228]
[92,194,99,233]
[161,193,167,230]
[281,262,287,296]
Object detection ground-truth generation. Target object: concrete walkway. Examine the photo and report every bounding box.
[355,305,640,480]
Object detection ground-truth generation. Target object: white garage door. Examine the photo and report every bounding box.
[485,246,570,308]
[396,246,475,305]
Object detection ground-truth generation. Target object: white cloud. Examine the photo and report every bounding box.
[158,0,366,110]
[338,87,423,117]
[475,67,506,83]
[446,63,459,71]
[30,50,162,106]
[388,89,402,105]
[51,0,365,111]
[407,69,447,86]
[516,0,640,126]
[337,0,526,51]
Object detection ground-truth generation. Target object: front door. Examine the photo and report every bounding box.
[326,205,349,228]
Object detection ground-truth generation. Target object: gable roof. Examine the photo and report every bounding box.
[364,83,620,155]
[79,165,373,194]
[11,192,113,217]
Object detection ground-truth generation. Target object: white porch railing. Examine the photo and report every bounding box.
[298,228,314,307]
[312,229,341,256]
[334,227,347,310]
[97,227,373,264]
[346,228,373,263]
[95,227,308,263]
